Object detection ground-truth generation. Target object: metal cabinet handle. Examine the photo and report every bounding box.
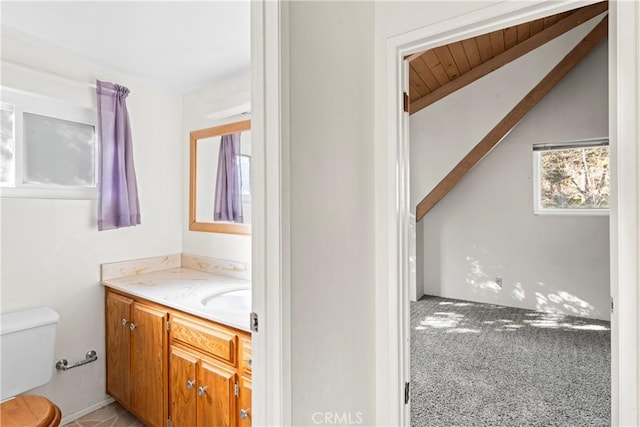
[240,408,250,420]
[121,318,129,326]
[129,323,137,330]
[186,380,195,390]
[197,386,207,396]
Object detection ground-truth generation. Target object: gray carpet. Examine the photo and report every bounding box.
[410,296,610,427]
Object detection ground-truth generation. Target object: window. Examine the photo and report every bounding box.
[1,103,15,186]
[0,87,97,199]
[239,130,251,201]
[533,138,609,215]
[239,154,251,197]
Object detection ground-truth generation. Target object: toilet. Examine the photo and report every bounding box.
[1,307,62,427]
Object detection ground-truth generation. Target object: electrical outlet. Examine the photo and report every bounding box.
[495,277,503,288]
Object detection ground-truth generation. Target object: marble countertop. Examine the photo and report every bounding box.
[102,267,251,332]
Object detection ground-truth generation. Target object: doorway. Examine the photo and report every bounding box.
[408,5,610,425]
[378,1,639,426]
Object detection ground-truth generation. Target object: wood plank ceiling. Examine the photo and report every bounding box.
[407,2,608,115]
[415,15,608,221]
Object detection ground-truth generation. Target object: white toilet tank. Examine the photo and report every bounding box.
[0,307,59,401]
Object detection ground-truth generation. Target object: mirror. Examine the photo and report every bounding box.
[189,119,251,234]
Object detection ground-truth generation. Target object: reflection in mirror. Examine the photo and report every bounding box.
[195,133,251,223]
[189,120,251,234]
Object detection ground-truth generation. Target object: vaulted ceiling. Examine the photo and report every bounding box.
[407,1,608,115]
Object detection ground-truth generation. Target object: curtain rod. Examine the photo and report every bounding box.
[1,58,97,89]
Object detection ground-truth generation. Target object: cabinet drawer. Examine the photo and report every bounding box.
[171,313,237,364]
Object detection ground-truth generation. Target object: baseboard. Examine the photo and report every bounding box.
[60,397,115,426]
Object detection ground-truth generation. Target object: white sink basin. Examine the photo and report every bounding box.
[201,288,251,312]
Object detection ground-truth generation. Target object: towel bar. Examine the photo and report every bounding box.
[55,350,98,371]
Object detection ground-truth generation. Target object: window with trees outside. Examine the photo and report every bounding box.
[533,138,609,215]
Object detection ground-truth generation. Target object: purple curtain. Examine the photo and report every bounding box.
[96,80,141,231]
[214,133,243,223]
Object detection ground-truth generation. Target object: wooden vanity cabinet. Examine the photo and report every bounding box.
[169,346,198,426]
[105,290,168,427]
[106,292,133,406]
[237,337,252,426]
[105,288,252,427]
[131,302,169,427]
[170,346,237,427]
[169,312,239,427]
[237,376,252,427]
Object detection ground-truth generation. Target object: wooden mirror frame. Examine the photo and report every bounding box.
[189,119,251,234]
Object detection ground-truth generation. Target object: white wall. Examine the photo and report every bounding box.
[287,2,375,425]
[280,0,637,425]
[0,32,183,416]
[182,72,251,263]
[411,18,610,320]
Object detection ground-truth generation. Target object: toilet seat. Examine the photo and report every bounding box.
[0,395,61,427]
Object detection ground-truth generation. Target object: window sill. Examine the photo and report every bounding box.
[0,186,98,200]
[534,208,609,216]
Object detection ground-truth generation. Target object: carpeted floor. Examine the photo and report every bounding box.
[410,296,610,427]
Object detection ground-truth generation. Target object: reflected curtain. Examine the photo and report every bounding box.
[96,80,141,231]
[214,133,243,223]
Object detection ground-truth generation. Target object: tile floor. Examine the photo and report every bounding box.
[63,402,145,427]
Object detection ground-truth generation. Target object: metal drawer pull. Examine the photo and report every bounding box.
[186,380,195,390]
[240,408,250,420]
[56,350,98,371]
[197,386,208,396]
[121,318,129,326]
[129,323,137,330]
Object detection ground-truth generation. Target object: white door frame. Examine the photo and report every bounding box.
[251,1,291,426]
[379,1,639,426]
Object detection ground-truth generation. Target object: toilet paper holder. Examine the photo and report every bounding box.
[56,350,98,371]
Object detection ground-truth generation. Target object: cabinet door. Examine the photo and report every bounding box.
[197,359,236,427]
[131,302,168,427]
[170,346,198,427]
[105,291,132,406]
[239,337,251,378]
[237,376,252,427]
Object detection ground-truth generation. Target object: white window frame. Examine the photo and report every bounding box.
[0,87,98,200]
[239,153,251,200]
[532,137,610,216]
[239,131,251,203]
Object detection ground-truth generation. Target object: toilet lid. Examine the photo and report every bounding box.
[0,395,60,427]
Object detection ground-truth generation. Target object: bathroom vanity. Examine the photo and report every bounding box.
[102,255,252,427]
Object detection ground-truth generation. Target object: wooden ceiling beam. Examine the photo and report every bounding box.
[405,52,423,62]
[416,16,608,221]
[409,1,608,115]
